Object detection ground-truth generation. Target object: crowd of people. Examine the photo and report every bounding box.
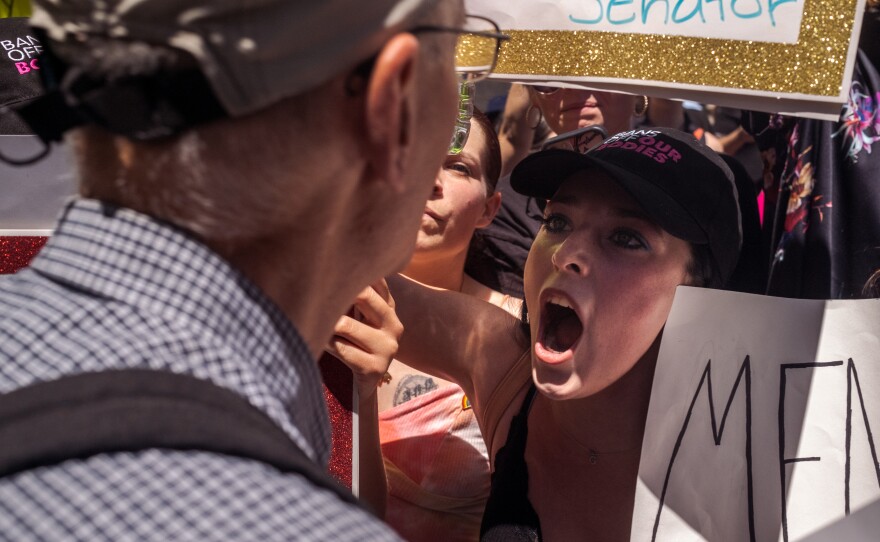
[0,0,879,540]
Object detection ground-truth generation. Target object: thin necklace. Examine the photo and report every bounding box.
[554,418,640,465]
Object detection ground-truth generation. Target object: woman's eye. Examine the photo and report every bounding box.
[609,229,648,250]
[541,213,570,233]
[446,162,471,176]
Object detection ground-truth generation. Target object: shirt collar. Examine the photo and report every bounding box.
[30,198,332,463]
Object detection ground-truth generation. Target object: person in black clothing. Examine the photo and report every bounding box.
[744,5,880,299]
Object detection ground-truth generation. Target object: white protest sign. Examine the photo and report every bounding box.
[797,497,880,541]
[465,0,867,120]
[632,287,880,541]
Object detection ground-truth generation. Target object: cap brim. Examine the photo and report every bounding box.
[510,149,709,244]
[2,95,44,135]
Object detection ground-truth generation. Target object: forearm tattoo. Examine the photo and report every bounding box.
[393,374,439,406]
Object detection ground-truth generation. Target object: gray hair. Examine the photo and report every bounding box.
[73,90,324,242]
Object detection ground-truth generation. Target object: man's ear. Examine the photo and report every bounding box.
[476,191,502,229]
[363,33,419,193]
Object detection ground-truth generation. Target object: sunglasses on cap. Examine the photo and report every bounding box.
[541,125,608,154]
[449,81,474,155]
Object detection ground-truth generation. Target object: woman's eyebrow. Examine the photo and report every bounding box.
[614,207,663,234]
[547,193,578,206]
[457,149,475,160]
[547,197,663,233]
[614,207,650,220]
[450,150,477,167]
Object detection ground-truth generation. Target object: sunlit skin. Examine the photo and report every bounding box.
[408,121,501,280]
[385,162,707,540]
[533,88,638,136]
[384,119,506,411]
[523,171,693,401]
[340,117,510,536]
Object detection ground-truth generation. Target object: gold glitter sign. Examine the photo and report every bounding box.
[465,0,868,119]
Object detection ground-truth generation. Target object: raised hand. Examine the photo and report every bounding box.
[327,278,403,399]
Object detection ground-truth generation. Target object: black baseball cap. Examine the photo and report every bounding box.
[0,18,44,135]
[511,127,742,287]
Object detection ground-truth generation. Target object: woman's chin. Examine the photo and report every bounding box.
[533,365,612,401]
[533,371,588,401]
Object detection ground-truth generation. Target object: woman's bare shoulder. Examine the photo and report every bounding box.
[388,273,526,391]
[472,347,533,459]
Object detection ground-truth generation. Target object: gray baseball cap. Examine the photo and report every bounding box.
[0,18,44,135]
[29,0,440,118]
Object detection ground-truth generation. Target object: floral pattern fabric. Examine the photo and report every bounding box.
[750,50,880,299]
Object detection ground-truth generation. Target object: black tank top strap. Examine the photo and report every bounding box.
[519,383,538,417]
[480,382,542,541]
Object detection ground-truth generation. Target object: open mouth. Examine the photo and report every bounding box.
[538,296,583,356]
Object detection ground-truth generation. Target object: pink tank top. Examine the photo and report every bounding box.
[379,384,490,542]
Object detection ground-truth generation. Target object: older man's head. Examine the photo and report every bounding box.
[22,0,470,354]
[30,1,458,242]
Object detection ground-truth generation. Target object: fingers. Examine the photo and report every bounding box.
[369,278,393,307]
[326,334,390,381]
[348,282,402,340]
[331,314,399,359]
[326,279,403,394]
[327,314,397,396]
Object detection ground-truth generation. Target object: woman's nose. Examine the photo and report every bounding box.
[551,236,590,277]
[431,174,443,198]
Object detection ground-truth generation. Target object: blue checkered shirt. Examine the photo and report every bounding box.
[0,199,400,541]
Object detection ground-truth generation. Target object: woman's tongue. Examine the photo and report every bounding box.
[541,304,583,353]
